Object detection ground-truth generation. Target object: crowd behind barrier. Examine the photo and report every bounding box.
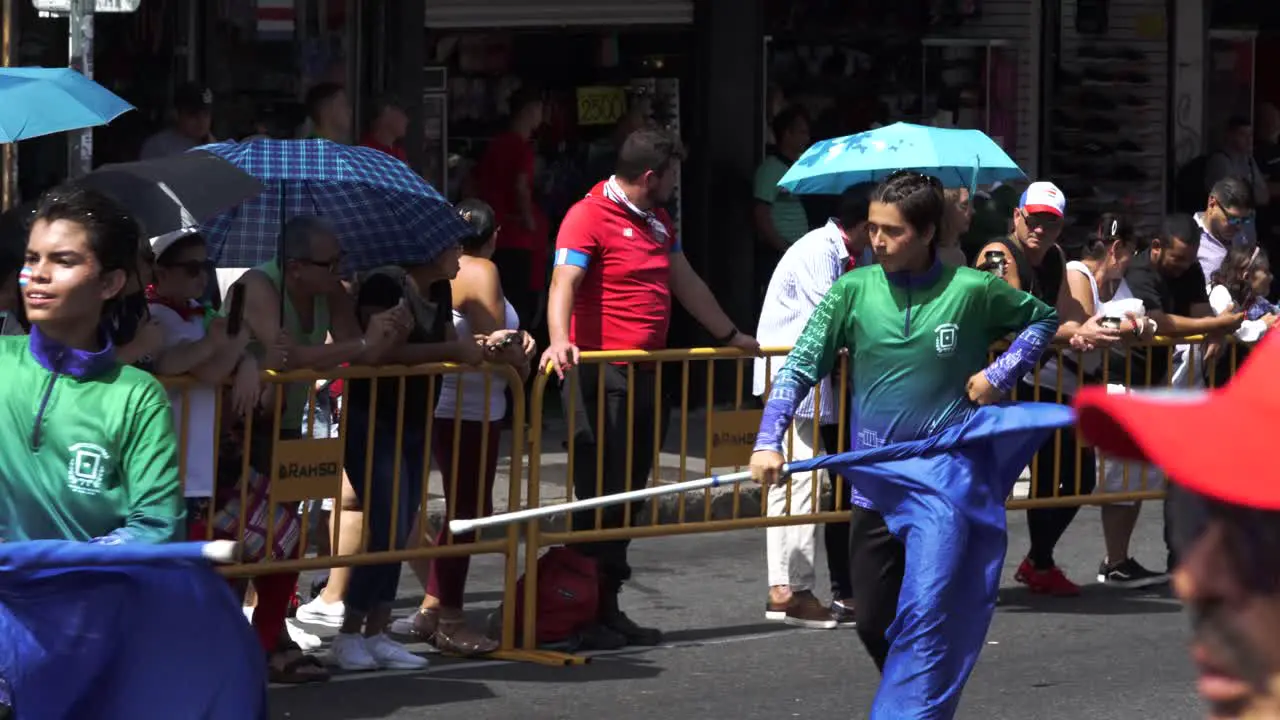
[159,336,1246,658]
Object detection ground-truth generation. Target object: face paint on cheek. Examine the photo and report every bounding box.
[18,267,32,288]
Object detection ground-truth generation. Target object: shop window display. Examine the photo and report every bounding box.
[424,30,689,231]
[920,39,1017,157]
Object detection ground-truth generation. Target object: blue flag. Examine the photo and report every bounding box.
[0,540,268,720]
[790,402,1074,720]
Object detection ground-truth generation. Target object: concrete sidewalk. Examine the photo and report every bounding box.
[419,410,1035,533]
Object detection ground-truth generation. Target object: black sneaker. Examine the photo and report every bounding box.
[1116,139,1143,154]
[1097,557,1168,588]
[602,609,663,646]
[577,623,628,651]
[830,600,858,628]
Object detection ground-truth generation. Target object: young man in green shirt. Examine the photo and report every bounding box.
[752,171,1063,719]
[0,185,183,545]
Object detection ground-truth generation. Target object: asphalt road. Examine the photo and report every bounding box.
[270,508,1202,720]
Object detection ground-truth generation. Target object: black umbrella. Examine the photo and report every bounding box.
[76,151,265,241]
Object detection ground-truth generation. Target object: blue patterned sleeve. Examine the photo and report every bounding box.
[981,275,1060,393]
[754,280,853,453]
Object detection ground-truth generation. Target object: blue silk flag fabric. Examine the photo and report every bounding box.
[788,402,1075,720]
[0,540,267,720]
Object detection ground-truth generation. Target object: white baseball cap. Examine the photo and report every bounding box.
[1019,181,1066,217]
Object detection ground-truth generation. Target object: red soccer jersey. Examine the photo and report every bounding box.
[554,180,680,351]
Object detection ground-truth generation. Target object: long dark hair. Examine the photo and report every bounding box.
[1212,246,1269,309]
[1083,212,1138,261]
[456,198,497,252]
[31,183,143,342]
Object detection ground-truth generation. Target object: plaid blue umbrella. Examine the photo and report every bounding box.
[0,540,267,719]
[198,139,472,272]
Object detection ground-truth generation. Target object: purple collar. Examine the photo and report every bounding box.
[885,257,944,290]
[28,324,117,379]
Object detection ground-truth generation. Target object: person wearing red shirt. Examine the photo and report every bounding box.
[473,89,547,328]
[360,96,409,162]
[540,129,759,646]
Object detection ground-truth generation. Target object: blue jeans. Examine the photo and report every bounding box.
[343,406,426,613]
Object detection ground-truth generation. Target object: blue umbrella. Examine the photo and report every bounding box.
[198,138,473,272]
[0,540,267,719]
[778,122,1026,195]
[0,67,134,143]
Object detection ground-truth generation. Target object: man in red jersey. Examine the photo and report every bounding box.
[540,129,759,645]
[474,88,548,329]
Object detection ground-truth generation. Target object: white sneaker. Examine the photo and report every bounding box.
[365,634,429,671]
[329,632,379,671]
[295,597,345,628]
[242,606,254,623]
[287,619,323,651]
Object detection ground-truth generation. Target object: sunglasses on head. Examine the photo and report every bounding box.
[1167,483,1280,593]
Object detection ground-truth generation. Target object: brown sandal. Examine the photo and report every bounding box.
[425,609,498,657]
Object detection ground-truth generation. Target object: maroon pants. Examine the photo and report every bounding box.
[426,419,502,608]
[189,511,298,654]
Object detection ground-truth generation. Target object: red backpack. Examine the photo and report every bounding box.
[513,546,600,645]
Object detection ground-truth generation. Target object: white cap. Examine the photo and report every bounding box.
[1019,181,1066,217]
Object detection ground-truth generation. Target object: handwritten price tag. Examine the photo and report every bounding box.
[576,86,627,126]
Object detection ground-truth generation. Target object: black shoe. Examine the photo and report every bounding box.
[829,600,858,628]
[1117,47,1145,62]
[1120,94,1148,108]
[1116,139,1143,154]
[577,623,628,651]
[601,609,663,646]
[599,586,664,646]
[1117,70,1150,84]
[1097,557,1168,589]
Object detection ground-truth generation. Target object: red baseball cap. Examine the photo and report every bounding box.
[1075,332,1280,510]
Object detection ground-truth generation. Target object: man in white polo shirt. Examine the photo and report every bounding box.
[753,182,875,629]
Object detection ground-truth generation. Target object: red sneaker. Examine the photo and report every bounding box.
[1014,557,1036,585]
[1027,565,1082,597]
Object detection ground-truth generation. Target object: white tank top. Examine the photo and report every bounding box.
[434,299,520,422]
[1032,261,1102,395]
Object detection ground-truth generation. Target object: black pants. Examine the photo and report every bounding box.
[562,363,670,589]
[1018,382,1097,569]
[848,506,904,671]
[818,423,854,599]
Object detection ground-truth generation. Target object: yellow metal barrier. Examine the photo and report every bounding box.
[160,362,575,666]
[521,337,1249,653]
[157,336,1250,661]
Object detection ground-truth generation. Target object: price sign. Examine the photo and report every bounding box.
[576,86,627,127]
